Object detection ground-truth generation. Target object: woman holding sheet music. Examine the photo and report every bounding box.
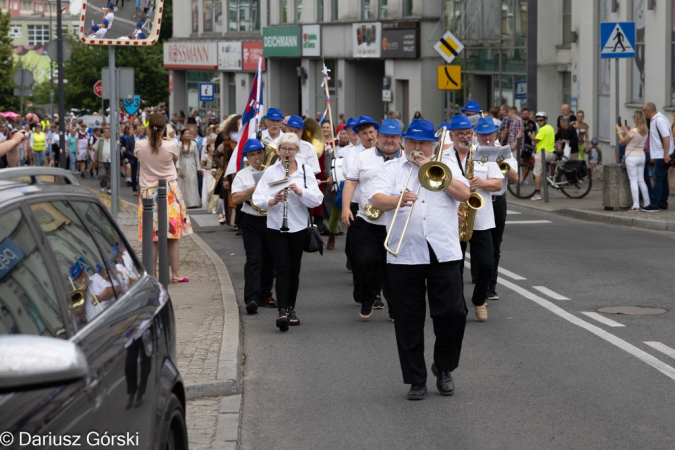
[252,133,324,332]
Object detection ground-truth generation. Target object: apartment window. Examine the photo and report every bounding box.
[9,25,22,38]
[296,0,303,22]
[72,25,79,36]
[331,0,338,21]
[229,0,260,31]
[28,25,50,45]
[379,0,387,19]
[562,0,572,45]
[632,0,645,101]
[362,0,371,19]
[403,0,413,17]
[281,0,290,23]
[317,0,324,21]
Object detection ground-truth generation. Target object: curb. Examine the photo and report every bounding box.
[187,232,242,400]
[557,208,675,232]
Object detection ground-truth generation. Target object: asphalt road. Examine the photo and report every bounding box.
[197,204,675,449]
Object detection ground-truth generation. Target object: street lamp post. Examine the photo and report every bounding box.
[55,0,66,169]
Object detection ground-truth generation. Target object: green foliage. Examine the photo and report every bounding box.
[0,8,18,110]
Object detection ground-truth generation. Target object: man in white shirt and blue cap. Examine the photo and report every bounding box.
[371,118,470,401]
[261,108,285,145]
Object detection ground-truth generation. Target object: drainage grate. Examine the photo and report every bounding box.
[597,306,667,315]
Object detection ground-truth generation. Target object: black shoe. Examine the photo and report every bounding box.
[359,305,373,320]
[288,307,300,326]
[245,300,258,315]
[407,384,427,401]
[261,296,277,308]
[373,297,385,310]
[276,308,289,332]
[125,394,134,410]
[487,288,499,301]
[431,363,454,396]
[346,259,352,271]
[236,229,242,236]
[126,181,132,187]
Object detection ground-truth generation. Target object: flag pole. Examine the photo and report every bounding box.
[321,59,337,151]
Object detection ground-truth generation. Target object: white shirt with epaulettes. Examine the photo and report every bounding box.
[232,165,265,217]
[446,147,503,231]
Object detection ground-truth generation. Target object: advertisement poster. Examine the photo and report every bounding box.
[302,25,321,57]
[352,22,381,58]
[192,0,199,33]
[218,41,242,71]
[243,41,266,71]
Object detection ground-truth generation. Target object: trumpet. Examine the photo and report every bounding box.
[383,127,452,257]
[497,156,510,175]
[280,157,290,232]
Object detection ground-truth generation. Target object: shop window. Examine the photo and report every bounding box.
[562,0,572,45]
[331,0,338,21]
[229,0,260,31]
[362,0,371,20]
[317,0,324,21]
[632,0,646,102]
[0,209,66,339]
[28,25,49,45]
[378,0,387,19]
[403,0,413,17]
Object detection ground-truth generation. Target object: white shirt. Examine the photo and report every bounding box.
[95,28,108,38]
[105,12,114,27]
[101,138,111,163]
[347,147,402,225]
[232,165,265,217]
[261,129,283,145]
[296,140,321,175]
[85,273,116,322]
[371,155,468,265]
[342,143,369,203]
[648,112,674,159]
[495,156,518,196]
[252,160,324,233]
[448,148,503,231]
[77,131,90,151]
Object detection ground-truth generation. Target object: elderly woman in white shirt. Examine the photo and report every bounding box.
[252,133,323,332]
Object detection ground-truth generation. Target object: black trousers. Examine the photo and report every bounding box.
[267,228,307,311]
[241,213,274,304]
[489,195,507,290]
[125,337,151,397]
[387,256,467,385]
[345,202,360,301]
[460,229,494,306]
[351,217,391,310]
[130,159,138,193]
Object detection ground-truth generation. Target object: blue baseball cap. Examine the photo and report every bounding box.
[136,22,143,27]
[352,115,380,134]
[286,115,305,130]
[461,100,481,113]
[346,117,358,129]
[243,139,264,154]
[91,25,100,31]
[102,19,109,25]
[108,3,114,9]
[402,119,438,141]
[379,119,401,136]
[449,115,473,131]
[111,246,118,258]
[474,117,499,134]
[69,263,83,279]
[265,107,284,121]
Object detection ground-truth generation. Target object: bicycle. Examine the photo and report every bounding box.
[508,142,593,199]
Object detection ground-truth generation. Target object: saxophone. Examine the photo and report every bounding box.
[458,146,485,243]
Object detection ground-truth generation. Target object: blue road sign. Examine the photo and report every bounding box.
[199,83,216,102]
[515,81,527,100]
[600,22,635,59]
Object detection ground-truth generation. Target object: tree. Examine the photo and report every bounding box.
[0,8,18,110]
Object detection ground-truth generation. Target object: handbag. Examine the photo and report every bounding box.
[334,180,345,207]
[301,164,324,255]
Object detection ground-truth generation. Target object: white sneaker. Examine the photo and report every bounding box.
[531,194,542,201]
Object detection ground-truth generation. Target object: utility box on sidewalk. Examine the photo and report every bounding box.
[603,164,632,210]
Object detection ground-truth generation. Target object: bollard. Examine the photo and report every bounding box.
[142,197,154,275]
[542,149,549,203]
[157,179,170,290]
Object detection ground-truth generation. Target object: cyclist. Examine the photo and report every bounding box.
[528,112,556,201]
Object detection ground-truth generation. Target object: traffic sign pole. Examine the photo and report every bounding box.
[615,59,620,164]
[109,46,118,220]
[57,0,66,170]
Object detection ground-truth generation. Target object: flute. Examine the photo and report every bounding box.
[280,157,290,232]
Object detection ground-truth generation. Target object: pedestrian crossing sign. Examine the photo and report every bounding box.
[434,31,464,64]
[600,22,635,59]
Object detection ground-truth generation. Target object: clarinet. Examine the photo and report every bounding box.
[280,157,290,232]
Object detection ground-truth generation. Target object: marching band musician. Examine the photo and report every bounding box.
[341,119,403,321]
[252,133,324,332]
[232,139,277,314]
[260,108,285,145]
[340,117,360,270]
[449,116,504,322]
[341,116,379,303]
[284,115,322,175]
[371,119,470,401]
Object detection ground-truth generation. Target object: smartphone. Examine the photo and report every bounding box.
[624,120,628,127]
[616,116,622,126]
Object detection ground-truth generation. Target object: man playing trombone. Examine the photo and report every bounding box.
[341,119,403,321]
[371,119,470,400]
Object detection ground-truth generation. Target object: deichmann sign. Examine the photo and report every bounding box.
[263,26,300,57]
[381,22,419,59]
[218,41,242,71]
[302,25,321,57]
[353,22,382,58]
[163,42,218,69]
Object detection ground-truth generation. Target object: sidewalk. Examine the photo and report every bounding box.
[98,195,242,450]
[507,177,675,232]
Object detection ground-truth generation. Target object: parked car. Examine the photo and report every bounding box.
[0,168,188,450]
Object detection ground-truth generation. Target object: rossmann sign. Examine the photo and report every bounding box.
[163,42,218,70]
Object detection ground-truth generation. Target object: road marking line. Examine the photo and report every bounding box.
[580,312,625,328]
[645,342,675,361]
[497,267,526,280]
[532,286,570,300]
[506,210,522,215]
[505,220,552,224]
[497,278,675,382]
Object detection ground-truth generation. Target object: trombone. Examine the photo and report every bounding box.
[69,276,103,312]
[383,127,453,257]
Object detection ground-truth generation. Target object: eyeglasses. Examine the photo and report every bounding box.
[279,147,298,153]
[454,132,473,138]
